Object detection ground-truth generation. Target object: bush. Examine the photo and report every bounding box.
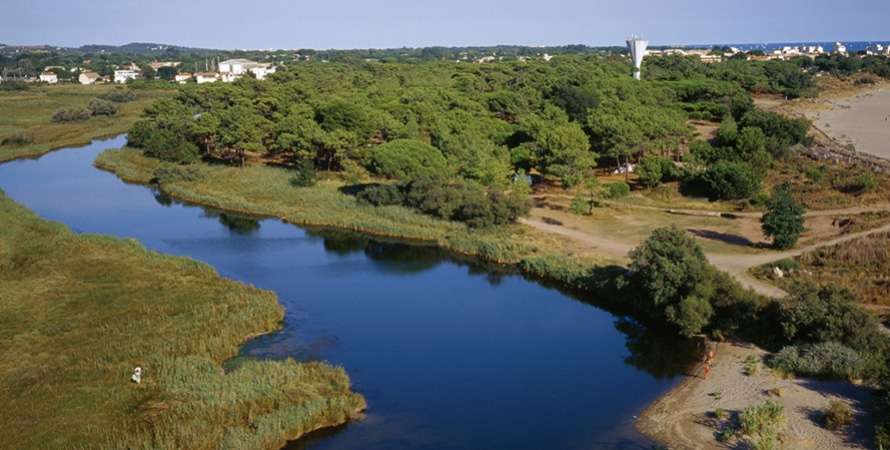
[739,400,784,449]
[290,159,317,187]
[821,399,853,431]
[358,183,405,206]
[767,342,867,380]
[51,106,91,123]
[854,77,876,86]
[1,131,35,146]
[749,192,770,207]
[87,98,118,116]
[604,182,630,199]
[368,139,449,181]
[98,89,138,103]
[700,161,762,200]
[152,164,207,185]
[806,168,823,182]
[142,128,200,164]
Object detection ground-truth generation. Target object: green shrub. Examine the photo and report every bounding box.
[87,97,119,116]
[739,399,784,449]
[359,183,405,206]
[854,77,876,85]
[1,131,35,146]
[700,161,762,200]
[806,168,824,182]
[604,182,630,199]
[749,192,770,207]
[142,128,200,164]
[822,399,853,431]
[773,258,799,273]
[98,89,138,103]
[290,159,317,187]
[152,164,207,185]
[51,106,91,123]
[767,342,867,380]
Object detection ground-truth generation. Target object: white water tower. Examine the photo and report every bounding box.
[626,35,648,80]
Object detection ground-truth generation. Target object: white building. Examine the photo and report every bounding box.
[217,58,276,81]
[114,69,139,84]
[866,44,889,55]
[39,72,59,83]
[78,71,102,85]
[833,42,847,53]
[196,72,218,84]
[175,72,192,84]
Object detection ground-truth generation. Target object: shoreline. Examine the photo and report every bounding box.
[636,84,888,449]
[636,340,876,449]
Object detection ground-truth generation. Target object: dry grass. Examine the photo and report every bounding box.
[0,84,172,162]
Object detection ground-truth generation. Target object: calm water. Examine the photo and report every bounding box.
[0,136,698,449]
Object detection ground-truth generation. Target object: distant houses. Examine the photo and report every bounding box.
[78,71,102,85]
[113,68,139,84]
[39,71,59,83]
[218,58,276,81]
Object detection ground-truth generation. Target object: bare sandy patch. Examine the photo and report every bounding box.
[637,341,876,449]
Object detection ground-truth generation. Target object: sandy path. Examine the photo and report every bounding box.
[636,341,875,449]
[520,216,890,298]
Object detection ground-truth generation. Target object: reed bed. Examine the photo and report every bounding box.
[0,191,365,449]
[0,85,172,162]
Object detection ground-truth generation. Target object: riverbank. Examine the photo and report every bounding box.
[637,340,875,449]
[0,181,365,448]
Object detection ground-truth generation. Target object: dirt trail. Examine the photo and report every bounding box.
[519,215,890,298]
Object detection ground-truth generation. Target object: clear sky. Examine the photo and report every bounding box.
[3,0,888,50]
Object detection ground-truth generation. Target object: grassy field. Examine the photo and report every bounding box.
[0,189,365,448]
[0,84,173,162]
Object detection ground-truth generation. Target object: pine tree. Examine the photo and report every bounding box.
[761,180,805,249]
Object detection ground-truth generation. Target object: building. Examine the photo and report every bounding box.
[217,58,277,81]
[113,69,139,84]
[39,72,59,83]
[196,72,218,84]
[174,72,192,84]
[833,42,847,53]
[78,71,102,85]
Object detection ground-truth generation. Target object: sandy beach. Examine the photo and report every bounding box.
[636,341,876,449]
[636,85,888,449]
[809,85,890,160]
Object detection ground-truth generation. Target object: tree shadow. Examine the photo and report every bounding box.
[688,228,753,247]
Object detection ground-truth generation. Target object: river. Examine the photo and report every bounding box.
[0,135,697,449]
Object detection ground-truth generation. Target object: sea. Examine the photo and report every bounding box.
[683,41,889,53]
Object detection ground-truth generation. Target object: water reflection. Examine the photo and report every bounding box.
[616,317,703,380]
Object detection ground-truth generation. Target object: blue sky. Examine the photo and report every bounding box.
[3,0,888,50]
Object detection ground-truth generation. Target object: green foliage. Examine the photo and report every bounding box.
[51,106,91,123]
[358,183,406,206]
[822,399,853,431]
[768,342,867,380]
[0,131,35,146]
[87,97,118,116]
[142,128,201,164]
[290,159,318,187]
[761,180,805,249]
[368,139,449,181]
[0,80,29,91]
[152,163,207,185]
[700,161,762,200]
[806,167,824,182]
[603,182,630,199]
[626,226,712,336]
[402,176,531,229]
[569,192,587,216]
[852,171,879,194]
[779,282,885,357]
[739,400,784,450]
[97,88,138,103]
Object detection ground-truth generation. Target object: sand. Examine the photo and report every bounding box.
[636,85,888,449]
[636,341,876,449]
[808,86,890,160]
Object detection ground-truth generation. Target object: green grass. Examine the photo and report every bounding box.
[0,190,365,448]
[0,85,172,162]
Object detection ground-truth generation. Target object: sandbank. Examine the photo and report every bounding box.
[636,341,875,449]
[812,86,890,160]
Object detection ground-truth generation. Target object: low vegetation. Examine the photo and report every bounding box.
[0,190,365,448]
